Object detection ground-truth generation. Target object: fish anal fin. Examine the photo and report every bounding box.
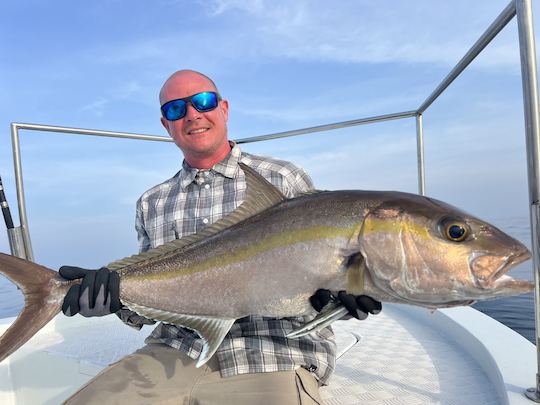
[122,300,235,368]
[194,318,236,368]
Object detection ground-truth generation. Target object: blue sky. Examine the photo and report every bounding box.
[0,0,538,269]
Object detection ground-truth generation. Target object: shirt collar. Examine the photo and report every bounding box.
[178,142,242,189]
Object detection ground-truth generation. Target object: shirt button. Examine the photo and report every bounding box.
[204,184,210,189]
[202,218,209,224]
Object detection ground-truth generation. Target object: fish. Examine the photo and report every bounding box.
[0,163,533,367]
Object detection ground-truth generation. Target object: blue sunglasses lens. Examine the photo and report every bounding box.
[191,92,218,112]
[162,100,187,121]
[161,92,219,121]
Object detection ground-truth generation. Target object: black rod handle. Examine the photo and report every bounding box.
[0,176,14,229]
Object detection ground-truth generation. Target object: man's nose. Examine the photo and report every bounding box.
[184,103,201,120]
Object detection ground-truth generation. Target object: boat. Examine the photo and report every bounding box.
[0,303,535,404]
[1,0,539,403]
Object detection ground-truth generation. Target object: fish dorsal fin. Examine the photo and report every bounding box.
[122,299,235,368]
[107,162,286,271]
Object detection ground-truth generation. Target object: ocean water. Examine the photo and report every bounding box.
[0,215,536,344]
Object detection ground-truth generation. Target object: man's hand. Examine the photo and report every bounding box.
[60,266,122,317]
[310,289,382,320]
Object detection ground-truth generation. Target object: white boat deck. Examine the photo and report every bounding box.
[327,306,498,404]
[0,304,536,404]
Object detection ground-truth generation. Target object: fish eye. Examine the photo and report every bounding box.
[439,218,469,242]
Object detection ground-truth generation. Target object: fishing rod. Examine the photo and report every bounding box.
[0,175,14,230]
[0,175,27,259]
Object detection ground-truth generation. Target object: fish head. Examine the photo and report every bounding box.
[358,194,532,307]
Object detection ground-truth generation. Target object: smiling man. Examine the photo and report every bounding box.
[159,71,231,169]
[61,70,381,404]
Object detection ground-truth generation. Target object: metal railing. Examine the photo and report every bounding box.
[4,0,540,400]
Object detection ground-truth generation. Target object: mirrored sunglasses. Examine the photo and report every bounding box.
[161,91,221,121]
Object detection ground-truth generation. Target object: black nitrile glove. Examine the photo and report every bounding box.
[60,266,122,317]
[310,289,382,320]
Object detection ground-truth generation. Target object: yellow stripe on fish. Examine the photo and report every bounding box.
[138,225,357,281]
[363,217,431,239]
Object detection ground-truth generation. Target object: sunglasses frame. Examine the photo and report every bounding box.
[161,91,222,121]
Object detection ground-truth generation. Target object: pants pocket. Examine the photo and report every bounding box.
[295,368,322,405]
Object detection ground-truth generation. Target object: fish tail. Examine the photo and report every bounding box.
[0,252,69,362]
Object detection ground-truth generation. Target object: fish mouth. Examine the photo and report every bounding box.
[470,247,532,290]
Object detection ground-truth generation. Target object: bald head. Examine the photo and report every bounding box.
[159,70,219,105]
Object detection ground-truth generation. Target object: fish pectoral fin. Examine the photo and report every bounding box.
[345,253,367,295]
[287,303,348,338]
[121,300,235,368]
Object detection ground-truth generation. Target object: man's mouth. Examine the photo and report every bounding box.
[188,127,210,135]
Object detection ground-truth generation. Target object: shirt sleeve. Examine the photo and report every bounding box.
[135,196,152,253]
[116,309,156,330]
[283,166,315,198]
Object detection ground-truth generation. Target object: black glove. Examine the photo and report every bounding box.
[310,289,382,320]
[60,266,122,317]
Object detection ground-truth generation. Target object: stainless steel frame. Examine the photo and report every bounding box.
[235,111,417,144]
[418,2,516,114]
[516,0,540,400]
[5,0,540,400]
[415,114,425,196]
[9,123,175,261]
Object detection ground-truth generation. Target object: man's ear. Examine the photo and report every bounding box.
[220,99,229,122]
[161,116,170,132]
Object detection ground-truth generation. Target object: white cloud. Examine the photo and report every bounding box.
[80,97,109,117]
[200,0,522,70]
[65,0,525,76]
[205,0,265,16]
[116,80,143,98]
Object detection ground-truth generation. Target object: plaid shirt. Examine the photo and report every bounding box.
[119,142,336,384]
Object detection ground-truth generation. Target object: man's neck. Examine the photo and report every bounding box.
[184,144,232,169]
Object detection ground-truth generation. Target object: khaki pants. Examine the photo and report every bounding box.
[64,344,322,405]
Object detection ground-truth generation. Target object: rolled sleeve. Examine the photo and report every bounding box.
[117,308,156,330]
[284,167,315,197]
[135,197,152,253]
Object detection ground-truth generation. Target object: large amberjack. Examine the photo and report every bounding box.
[0,164,533,366]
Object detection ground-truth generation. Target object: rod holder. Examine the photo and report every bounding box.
[7,227,27,260]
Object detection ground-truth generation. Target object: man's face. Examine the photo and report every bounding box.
[160,72,229,161]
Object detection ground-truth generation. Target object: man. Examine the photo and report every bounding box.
[60,70,381,404]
